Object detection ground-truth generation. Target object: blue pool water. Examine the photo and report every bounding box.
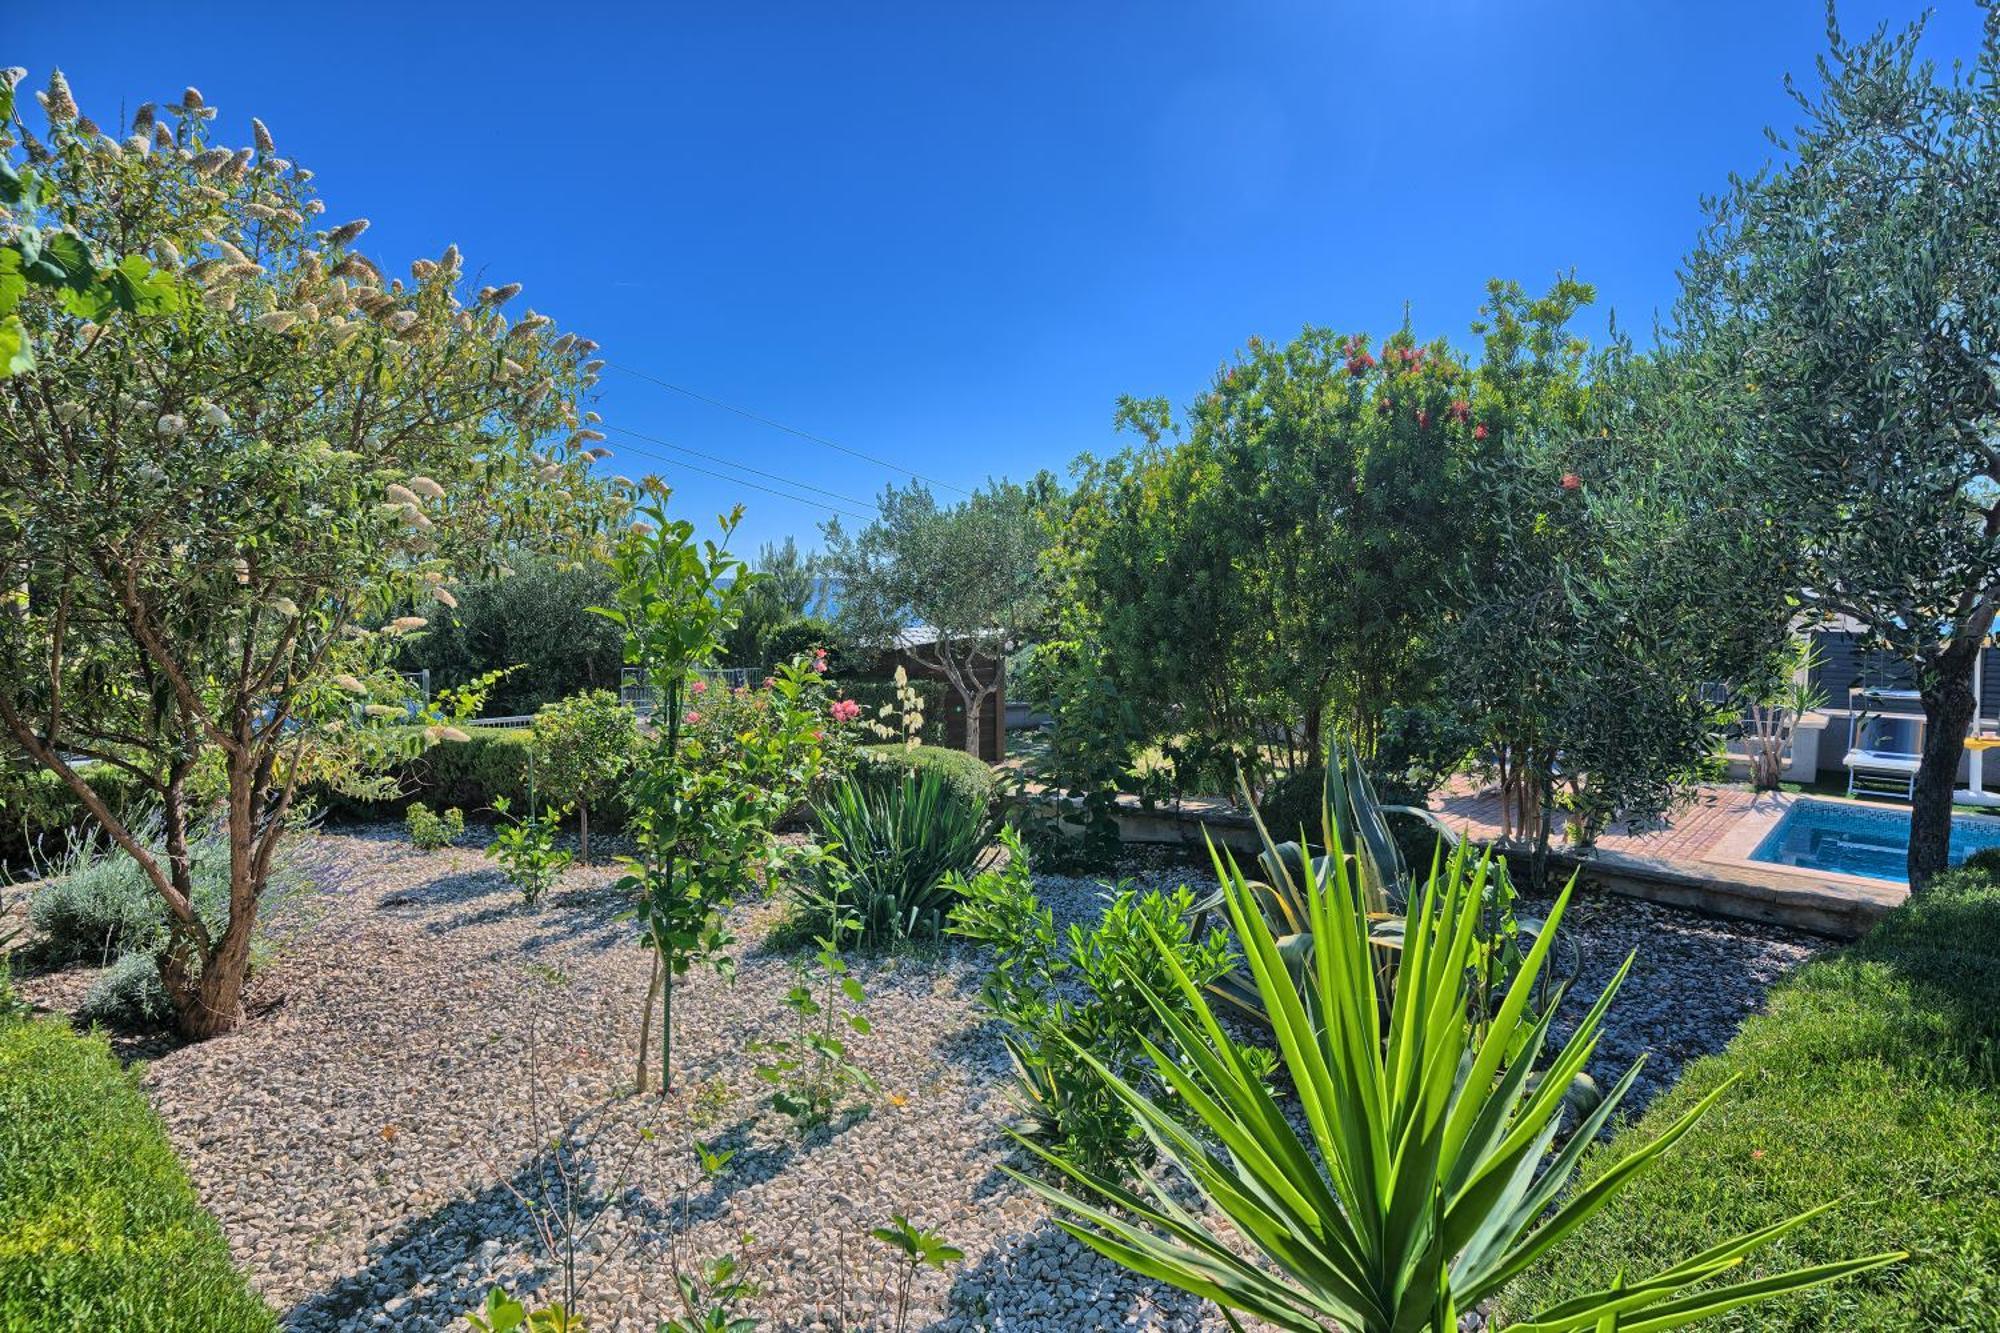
[1749,799,2000,883]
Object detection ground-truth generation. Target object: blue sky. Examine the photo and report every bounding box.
[10,2,1989,552]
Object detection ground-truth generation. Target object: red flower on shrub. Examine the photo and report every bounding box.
[689,677,707,695]
[1448,398,1471,423]
[1347,350,1375,376]
[1561,471,1582,491]
[1415,409,1431,429]
[1473,423,1488,440]
[684,709,702,724]
[830,698,862,723]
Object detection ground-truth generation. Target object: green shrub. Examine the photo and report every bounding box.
[1255,765,1324,843]
[27,839,170,965]
[856,744,995,815]
[1492,868,2000,1329]
[77,951,174,1031]
[403,802,466,851]
[802,770,991,946]
[946,826,1242,1178]
[0,1018,279,1331]
[0,763,153,873]
[403,727,536,810]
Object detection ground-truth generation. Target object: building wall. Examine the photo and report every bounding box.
[1806,630,2000,785]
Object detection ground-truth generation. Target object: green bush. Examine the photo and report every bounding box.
[403,802,466,851]
[0,1018,278,1331]
[1255,765,1324,844]
[1493,868,2000,1329]
[0,763,153,873]
[946,827,1242,1178]
[396,554,627,716]
[401,727,537,811]
[322,727,633,830]
[27,839,171,965]
[77,951,174,1031]
[856,744,995,816]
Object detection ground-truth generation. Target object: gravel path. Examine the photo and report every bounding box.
[7,828,1822,1331]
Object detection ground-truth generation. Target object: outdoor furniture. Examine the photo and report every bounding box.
[1844,687,1924,801]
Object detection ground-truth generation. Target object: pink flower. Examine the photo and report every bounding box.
[830,698,862,723]
[1448,398,1471,423]
[689,677,707,695]
[683,709,702,724]
[1473,423,1489,440]
[1560,472,1582,491]
[811,658,828,674]
[813,729,825,741]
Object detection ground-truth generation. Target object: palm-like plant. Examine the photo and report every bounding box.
[1009,829,1901,1331]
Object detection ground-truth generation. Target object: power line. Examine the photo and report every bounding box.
[596,436,875,524]
[604,360,975,497]
[600,423,879,512]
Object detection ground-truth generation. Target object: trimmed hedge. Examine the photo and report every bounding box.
[0,764,152,873]
[1493,870,2000,1329]
[0,1018,279,1331]
[856,743,997,814]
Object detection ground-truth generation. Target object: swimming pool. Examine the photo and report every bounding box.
[1749,798,2000,883]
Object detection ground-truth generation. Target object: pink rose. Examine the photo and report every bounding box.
[830,698,862,723]
[689,678,707,695]
[683,709,702,725]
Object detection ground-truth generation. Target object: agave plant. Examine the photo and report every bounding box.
[1008,828,1902,1332]
[804,769,991,946]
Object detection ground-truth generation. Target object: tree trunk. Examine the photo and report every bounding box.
[955,680,983,759]
[169,754,265,1038]
[635,949,661,1093]
[1911,640,1981,889]
[579,802,591,867]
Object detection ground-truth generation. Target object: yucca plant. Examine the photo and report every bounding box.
[1198,741,1575,1030]
[805,769,990,946]
[1008,827,1902,1331]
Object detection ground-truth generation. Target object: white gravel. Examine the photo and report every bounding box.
[5,828,1823,1331]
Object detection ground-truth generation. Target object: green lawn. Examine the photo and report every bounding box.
[1495,872,2000,1330]
[0,1018,278,1333]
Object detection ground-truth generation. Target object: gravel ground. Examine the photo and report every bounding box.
[4,828,1823,1332]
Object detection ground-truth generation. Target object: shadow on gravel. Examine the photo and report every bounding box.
[284,1127,676,1332]
[936,1215,1208,1331]
[379,868,511,911]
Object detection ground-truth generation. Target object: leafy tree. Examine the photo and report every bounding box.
[529,689,637,864]
[403,555,625,715]
[1048,322,1487,788]
[595,495,845,1096]
[596,491,754,1093]
[822,479,1049,757]
[720,536,824,667]
[0,74,614,1036]
[1677,6,2000,886]
[1451,283,1797,880]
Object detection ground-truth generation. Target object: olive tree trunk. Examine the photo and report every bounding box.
[1910,639,1981,890]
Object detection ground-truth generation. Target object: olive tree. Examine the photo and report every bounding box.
[0,71,615,1036]
[822,480,1048,757]
[1678,8,2000,886]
